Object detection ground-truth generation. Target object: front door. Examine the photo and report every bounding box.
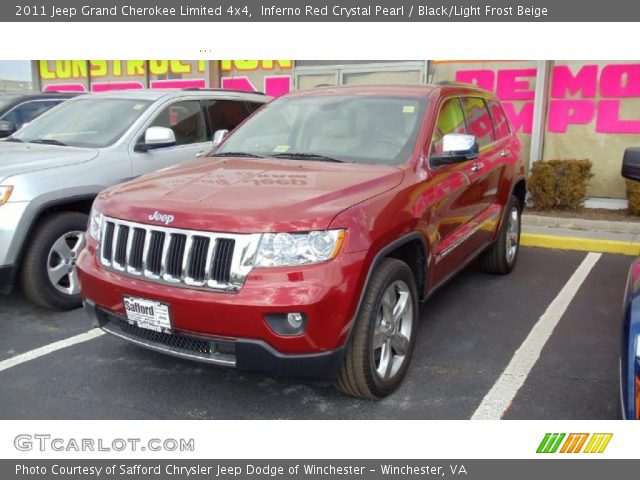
[131,99,211,176]
[423,96,494,285]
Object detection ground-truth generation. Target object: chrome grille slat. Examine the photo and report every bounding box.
[181,234,194,281]
[141,227,152,273]
[101,221,115,266]
[146,231,165,277]
[186,236,210,285]
[127,228,146,274]
[113,224,129,271]
[97,215,257,293]
[124,226,136,272]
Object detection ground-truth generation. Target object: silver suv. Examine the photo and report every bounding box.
[0,88,268,310]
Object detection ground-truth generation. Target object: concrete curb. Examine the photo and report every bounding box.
[523,213,640,235]
[521,233,640,256]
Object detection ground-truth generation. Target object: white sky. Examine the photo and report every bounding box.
[0,60,32,81]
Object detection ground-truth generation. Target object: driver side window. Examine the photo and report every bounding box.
[431,98,467,155]
[146,100,206,146]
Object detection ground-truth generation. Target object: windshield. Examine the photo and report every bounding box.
[215,94,428,165]
[13,98,152,148]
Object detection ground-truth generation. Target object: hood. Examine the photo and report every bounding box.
[97,157,404,232]
[0,142,99,181]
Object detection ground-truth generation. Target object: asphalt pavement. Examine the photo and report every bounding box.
[0,247,633,419]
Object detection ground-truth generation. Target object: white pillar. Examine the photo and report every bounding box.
[529,60,552,169]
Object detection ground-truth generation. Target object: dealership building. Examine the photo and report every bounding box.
[29,60,640,205]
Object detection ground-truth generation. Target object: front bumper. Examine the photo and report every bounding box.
[0,202,30,288]
[84,300,346,379]
[78,242,368,377]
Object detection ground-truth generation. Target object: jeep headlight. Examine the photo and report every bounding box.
[88,207,104,242]
[0,186,13,206]
[254,230,345,267]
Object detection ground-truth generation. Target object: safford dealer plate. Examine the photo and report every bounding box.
[123,296,172,333]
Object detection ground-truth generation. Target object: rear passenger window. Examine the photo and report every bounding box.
[431,98,467,155]
[203,100,252,136]
[148,100,206,146]
[245,101,264,114]
[488,100,511,139]
[461,97,495,148]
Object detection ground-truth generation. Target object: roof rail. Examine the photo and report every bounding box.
[434,81,476,87]
[181,87,266,95]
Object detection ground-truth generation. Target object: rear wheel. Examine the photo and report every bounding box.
[20,212,88,310]
[336,258,418,399]
[480,195,521,275]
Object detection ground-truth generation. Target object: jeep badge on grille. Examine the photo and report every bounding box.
[149,211,175,225]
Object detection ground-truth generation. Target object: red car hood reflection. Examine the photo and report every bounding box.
[97,157,404,232]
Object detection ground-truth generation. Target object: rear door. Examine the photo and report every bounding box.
[457,97,504,244]
[202,98,257,139]
[130,99,211,176]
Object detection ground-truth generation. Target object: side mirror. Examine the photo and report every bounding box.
[212,129,229,146]
[137,126,176,152]
[622,148,640,182]
[430,133,479,167]
[0,121,17,138]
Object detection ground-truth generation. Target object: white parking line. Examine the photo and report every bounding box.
[471,251,602,420]
[0,329,105,373]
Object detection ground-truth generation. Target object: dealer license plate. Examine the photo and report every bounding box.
[123,296,172,333]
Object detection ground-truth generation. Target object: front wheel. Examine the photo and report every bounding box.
[20,211,88,310]
[336,258,419,399]
[480,195,521,275]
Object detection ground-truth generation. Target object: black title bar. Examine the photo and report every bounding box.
[3,460,640,480]
[6,0,639,22]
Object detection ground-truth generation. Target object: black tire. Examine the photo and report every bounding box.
[480,195,521,275]
[20,211,88,311]
[336,258,419,399]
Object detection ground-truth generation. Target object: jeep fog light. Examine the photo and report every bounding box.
[265,313,307,336]
[287,313,304,329]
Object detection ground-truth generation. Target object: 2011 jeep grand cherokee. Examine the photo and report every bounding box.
[78,84,526,398]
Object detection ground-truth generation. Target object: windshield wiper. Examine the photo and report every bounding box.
[29,138,68,147]
[270,152,345,163]
[3,137,24,143]
[210,151,265,158]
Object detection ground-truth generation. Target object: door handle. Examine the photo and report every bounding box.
[470,162,483,173]
[195,151,207,158]
[500,150,510,158]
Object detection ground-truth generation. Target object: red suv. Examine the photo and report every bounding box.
[78,84,525,398]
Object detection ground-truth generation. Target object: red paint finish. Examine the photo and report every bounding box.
[79,84,524,359]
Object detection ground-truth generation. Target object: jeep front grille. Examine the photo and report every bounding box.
[98,215,260,292]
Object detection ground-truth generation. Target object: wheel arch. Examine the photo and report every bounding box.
[11,192,98,272]
[511,178,527,213]
[344,232,429,346]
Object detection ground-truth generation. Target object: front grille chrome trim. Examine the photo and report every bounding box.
[98,215,259,293]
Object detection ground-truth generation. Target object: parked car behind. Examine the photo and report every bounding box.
[0,91,80,138]
[621,147,640,419]
[78,84,526,398]
[0,88,269,310]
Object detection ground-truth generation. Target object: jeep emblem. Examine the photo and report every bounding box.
[149,211,175,225]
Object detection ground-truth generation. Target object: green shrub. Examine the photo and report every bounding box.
[626,179,640,216]
[528,159,594,210]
